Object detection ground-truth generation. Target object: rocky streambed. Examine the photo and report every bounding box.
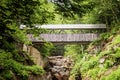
[45,56,73,80]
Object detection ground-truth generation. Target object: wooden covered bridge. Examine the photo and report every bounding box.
[27,24,106,44]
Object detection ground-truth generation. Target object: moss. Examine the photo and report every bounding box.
[111,35,120,46]
[87,67,100,79]
[0,49,44,80]
[25,65,44,75]
[101,67,120,80]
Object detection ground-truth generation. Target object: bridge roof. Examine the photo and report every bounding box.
[35,24,106,30]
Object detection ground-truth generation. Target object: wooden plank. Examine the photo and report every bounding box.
[35,24,106,30]
[28,33,99,43]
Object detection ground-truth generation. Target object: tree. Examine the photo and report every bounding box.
[53,0,120,26]
[0,0,54,79]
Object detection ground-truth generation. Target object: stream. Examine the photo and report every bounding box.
[45,56,73,80]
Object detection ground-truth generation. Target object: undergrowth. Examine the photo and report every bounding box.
[70,26,120,80]
[0,49,44,80]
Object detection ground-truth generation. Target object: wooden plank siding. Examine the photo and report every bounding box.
[28,33,99,43]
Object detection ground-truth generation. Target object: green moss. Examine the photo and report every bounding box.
[101,67,120,80]
[111,35,120,46]
[87,67,100,79]
[81,56,99,72]
[25,65,44,75]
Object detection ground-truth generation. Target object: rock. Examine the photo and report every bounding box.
[46,72,52,80]
[55,61,63,66]
[54,66,62,69]
[99,58,105,64]
[48,56,63,60]
[46,56,73,80]
[54,73,62,80]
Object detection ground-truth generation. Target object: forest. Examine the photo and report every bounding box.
[1,0,120,80]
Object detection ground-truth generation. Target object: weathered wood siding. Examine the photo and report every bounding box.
[28,33,99,43]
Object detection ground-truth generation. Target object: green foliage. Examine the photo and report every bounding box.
[1,0,120,80]
[25,65,44,75]
[55,0,120,25]
[82,57,98,70]
[70,53,91,76]
[51,0,120,80]
[111,35,120,45]
[101,67,120,80]
[80,0,120,25]
[0,70,13,80]
[0,0,39,25]
[0,0,50,79]
[71,32,120,79]
[31,0,55,24]
[34,42,54,57]
[0,50,44,79]
[41,42,54,57]
[87,68,100,79]
[64,44,87,58]
[70,61,81,77]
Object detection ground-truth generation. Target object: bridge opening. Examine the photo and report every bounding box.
[50,44,65,56]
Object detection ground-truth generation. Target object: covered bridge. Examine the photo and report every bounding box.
[27,24,106,43]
